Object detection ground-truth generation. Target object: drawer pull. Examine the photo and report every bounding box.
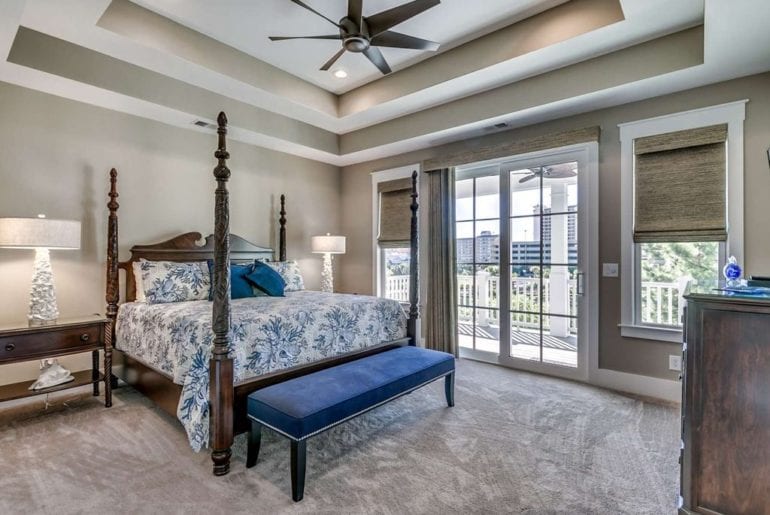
[80,334,90,342]
[5,343,15,352]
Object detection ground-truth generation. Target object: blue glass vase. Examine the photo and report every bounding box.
[723,256,742,287]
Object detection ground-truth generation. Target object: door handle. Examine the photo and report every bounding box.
[576,272,585,296]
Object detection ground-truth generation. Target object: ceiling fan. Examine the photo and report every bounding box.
[517,164,577,184]
[269,0,442,75]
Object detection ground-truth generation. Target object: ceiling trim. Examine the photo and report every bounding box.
[97,0,338,118]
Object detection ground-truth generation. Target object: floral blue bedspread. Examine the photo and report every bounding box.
[115,291,406,450]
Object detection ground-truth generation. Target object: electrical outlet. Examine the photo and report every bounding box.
[669,355,682,372]
[602,263,619,277]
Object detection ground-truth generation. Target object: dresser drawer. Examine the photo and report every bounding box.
[0,324,103,364]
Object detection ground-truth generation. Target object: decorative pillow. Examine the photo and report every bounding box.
[132,261,146,302]
[207,261,257,300]
[245,261,286,297]
[139,259,210,304]
[266,260,305,292]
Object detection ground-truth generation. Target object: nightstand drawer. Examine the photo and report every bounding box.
[0,324,102,364]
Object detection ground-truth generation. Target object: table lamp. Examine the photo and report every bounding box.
[311,233,346,293]
[0,215,81,326]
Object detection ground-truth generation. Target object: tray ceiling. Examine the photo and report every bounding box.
[131,0,569,94]
[0,0,768,166]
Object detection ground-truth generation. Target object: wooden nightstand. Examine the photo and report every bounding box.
[0,315,112,407]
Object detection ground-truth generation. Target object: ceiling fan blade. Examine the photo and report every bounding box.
[363,46,392,74]
[288,0,341,28]
[546,171,578,179]
[541,163,578,179]
[518,174,538,184]
[348,0,363,30]
[320,47,346,71]
[269,35,342,41]
[371,30,439,51]
[366,0,441,37]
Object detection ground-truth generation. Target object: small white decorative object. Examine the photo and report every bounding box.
[29,358,75,390]
[311,233,346,293]
[0,215,80,325]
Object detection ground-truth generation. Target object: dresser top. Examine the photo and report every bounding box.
[684,282,770,306]
[0,315,108,334]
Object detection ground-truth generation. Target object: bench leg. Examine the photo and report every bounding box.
[246,420,262,468]
[445,372,455,407]
[290,439,307,502]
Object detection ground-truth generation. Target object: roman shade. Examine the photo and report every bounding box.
[377,178,413,248]
[633,124,728,242]
[423,126,600,170]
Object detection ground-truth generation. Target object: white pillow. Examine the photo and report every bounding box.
[132,261,146,302]
[266,260,305,292]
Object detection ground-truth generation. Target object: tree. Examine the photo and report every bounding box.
[640,242,719,285]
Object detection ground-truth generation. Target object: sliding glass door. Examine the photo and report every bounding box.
[456,146,595,380]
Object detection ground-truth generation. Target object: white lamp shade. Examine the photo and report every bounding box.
[0,218,81,249]
[311,234,346,254]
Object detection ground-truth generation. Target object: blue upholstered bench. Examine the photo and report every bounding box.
[246,346,455,501]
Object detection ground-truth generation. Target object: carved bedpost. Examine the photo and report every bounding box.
[210,112,234,476]
[279,194,287,262]
[104,168,119,407]
[407,170,419,346]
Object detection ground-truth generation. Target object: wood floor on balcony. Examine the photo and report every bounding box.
[459,323,578,368]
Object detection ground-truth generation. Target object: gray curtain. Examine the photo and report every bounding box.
[425,168,458,356]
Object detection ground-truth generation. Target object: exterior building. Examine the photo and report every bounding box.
[458,205,577,266]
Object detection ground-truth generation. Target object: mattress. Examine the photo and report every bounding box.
[115,291,406,450]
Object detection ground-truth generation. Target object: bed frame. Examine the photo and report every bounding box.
[105,112,420,476]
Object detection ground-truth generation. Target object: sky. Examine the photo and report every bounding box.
[456,182,578,240]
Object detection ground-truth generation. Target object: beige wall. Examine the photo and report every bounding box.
[0,81,340,385]
[339,72,770,381]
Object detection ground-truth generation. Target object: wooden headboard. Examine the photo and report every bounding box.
[118,232,274,303]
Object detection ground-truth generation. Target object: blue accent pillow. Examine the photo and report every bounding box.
[245,261,286,297]
[207,260,256,300]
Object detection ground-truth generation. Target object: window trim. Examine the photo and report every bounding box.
[371,164,420,298]
[618,100,746,342]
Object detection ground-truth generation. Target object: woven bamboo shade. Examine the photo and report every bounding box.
[378,181,412,247]
[423,126,600,170]
[633,124,728,242]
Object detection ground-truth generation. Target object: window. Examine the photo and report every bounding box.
[619,101,745,342]
[381,247,410,302]
[371,165,419,301]
[637,242,721,327]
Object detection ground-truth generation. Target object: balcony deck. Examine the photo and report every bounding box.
[458,322,578,368]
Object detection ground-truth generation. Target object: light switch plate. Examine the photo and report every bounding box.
[669,355,682,372]
[602,263,619,277]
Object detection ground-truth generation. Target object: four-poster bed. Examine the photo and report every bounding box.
[105,112,420,475]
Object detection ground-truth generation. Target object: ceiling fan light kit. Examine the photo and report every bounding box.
[270,0,442,75]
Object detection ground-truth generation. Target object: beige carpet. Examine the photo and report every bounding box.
[0,359,680,514]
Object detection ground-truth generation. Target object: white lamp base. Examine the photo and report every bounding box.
[320,253,334,293]
[28,248,59,326]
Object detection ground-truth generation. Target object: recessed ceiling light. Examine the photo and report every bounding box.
[333,69,348,79]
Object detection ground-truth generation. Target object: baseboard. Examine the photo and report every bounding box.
[590,367,681,403]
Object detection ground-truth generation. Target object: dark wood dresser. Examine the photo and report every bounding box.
[681,290,770,514]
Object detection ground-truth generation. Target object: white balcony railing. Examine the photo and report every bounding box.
[384,274,682,330]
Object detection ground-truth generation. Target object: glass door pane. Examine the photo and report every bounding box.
[509,162,579,368]
[455,171,500,353]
